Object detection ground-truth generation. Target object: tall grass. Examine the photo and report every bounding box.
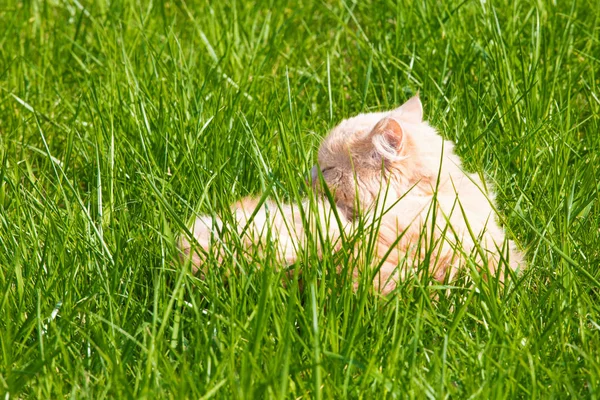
[1,0,599,397]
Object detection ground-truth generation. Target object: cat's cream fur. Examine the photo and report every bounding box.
[180,96,524,293]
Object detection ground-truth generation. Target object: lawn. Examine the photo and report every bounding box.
[1,0,600,397]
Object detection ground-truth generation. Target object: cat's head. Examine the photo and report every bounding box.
[313,95,437,218]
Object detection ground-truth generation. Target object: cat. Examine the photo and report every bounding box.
[180,96,524,293]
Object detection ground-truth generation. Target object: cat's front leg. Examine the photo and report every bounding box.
[230,198,304,265]
[179,215,224,274]
[180,197,306,274]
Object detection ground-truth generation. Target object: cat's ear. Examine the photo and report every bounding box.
[370,117,406,162]
[392,95,423,123]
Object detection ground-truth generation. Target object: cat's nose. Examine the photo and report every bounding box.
[310,165,318,184]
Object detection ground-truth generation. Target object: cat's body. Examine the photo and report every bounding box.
[181,96,524,293]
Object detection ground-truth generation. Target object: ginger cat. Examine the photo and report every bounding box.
[180,96,524,293]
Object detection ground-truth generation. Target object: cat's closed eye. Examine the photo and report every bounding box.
[310,165,334,183]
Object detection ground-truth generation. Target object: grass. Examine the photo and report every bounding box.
[1,0,600,397]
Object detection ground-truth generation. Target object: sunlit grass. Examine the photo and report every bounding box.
[1,0,599,397]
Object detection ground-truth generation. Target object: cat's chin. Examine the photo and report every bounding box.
[333,202,355,221]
